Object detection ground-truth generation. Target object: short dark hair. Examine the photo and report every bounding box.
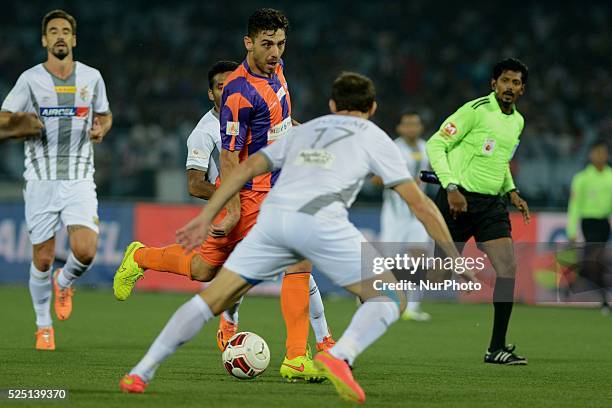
[331,72,376,113]
[247,8,289,39]
[492,58,528,85]
[208,61,239,89]
[399,109,421,119]
[590,138,608,151]
[42,9,76,35]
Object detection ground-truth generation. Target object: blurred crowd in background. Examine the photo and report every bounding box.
[1,0,610,207]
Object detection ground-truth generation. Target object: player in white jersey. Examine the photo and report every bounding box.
[118,73,474,403]
[376,111,432,321]
[182,59,335,354]
[0,10,112,350]
[185,61,239,199]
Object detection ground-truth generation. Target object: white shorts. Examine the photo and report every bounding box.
[224,208,367,287]
[24,179,99,245]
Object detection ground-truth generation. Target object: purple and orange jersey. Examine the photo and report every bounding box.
[220,59,292,192]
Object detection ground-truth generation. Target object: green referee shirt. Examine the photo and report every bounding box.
[566,164,612,239]
[426,92,524,195]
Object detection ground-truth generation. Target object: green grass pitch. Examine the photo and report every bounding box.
[1,286,611,407]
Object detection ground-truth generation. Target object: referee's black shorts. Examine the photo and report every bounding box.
[581,218,610,243]
[434,186,512,244]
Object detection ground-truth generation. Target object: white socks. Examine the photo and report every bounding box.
[329,297,399,365]
[222,297,243,325]
[58,252,91,289]
[130,295,214,382]
[308,275,330,342]
[29,263,52,328]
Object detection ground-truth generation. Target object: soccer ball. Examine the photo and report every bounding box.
[222,332,270,379]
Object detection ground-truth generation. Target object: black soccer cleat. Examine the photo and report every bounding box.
[484,345,527,365]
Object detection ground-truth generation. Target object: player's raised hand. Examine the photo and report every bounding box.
[509,191,530,224]
[176,214,212,252]
[7,112,43,139]
[90,116,104,143]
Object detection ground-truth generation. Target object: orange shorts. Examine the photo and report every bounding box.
[198,189,267,266]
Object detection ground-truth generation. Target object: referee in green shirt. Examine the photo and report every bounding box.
[426,58,530,365]
[567,139,611,312]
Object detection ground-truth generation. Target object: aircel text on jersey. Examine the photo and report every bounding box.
[294,149,335,168]
[267,116,292,142]
[39,107,89,118]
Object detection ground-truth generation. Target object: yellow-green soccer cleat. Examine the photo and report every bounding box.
[113,241,145,301]
[279,354,326,383]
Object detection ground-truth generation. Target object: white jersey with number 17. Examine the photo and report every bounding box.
[260,114,412,220]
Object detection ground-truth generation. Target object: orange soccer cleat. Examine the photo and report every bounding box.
[53,269,74,320]
[216,314,238,351]
[119,374,147,393]
[314,351,365,404]
[316,335,336,352]
[35,327,55,351]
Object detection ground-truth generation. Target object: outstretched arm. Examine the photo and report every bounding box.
[0,112,43,140]
[176,153,270,251]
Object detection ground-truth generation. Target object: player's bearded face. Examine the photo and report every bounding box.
[492,70,524,105]
[50,39,71,60]
[251,30,286,75]
[43,19,75,61]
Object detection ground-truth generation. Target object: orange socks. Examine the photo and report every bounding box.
[134,244,194,279]
[281,272,311,359]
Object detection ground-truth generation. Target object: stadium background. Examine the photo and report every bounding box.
[0,0,610,297]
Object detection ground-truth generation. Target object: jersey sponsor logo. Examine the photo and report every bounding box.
[191,148,201,157]
[39,106,89,118]
[226,121,240,136]
[268,116,292,142]
[294,149,335,169]
[276,86,286,101]
[441,122,457,137]
[53,86,76,94]
[482,139,496,155]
